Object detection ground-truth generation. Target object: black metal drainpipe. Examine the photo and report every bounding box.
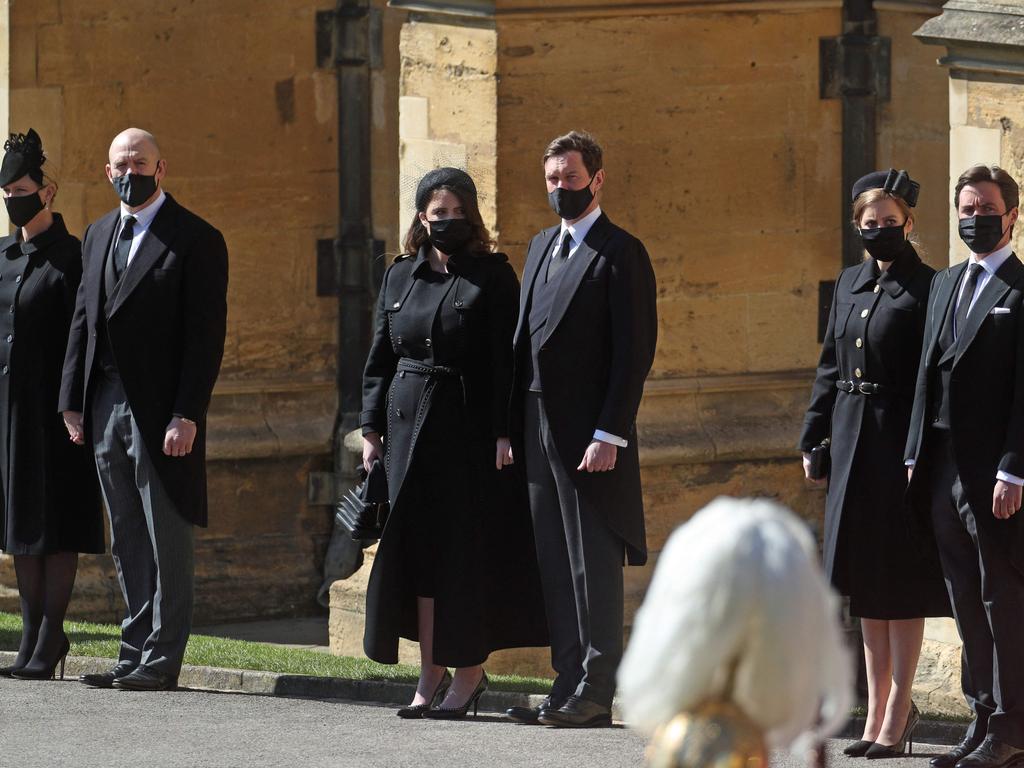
[818,0,890,340]
[333,0,374,473]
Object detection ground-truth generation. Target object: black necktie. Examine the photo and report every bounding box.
[954,263,983,341]
[113,215,136,279]
[547,232,572,281]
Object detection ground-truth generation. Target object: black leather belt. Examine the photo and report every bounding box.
[836,380,890,395]
[397,357,467,404]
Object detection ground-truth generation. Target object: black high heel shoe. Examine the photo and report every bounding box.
[844,740,875,757]
[865,701,920,759]
[423,671,488,720]
[11,634,70,681]
[397,669,452,719]
[0,663,25,678]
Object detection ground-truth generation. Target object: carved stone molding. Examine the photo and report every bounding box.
[915,0,1024,77]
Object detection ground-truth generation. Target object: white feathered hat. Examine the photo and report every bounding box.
[618,496,853,750]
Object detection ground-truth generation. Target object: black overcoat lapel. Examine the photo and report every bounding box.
[106,198,179,318]
[86,211,118,324]
[953,254,1022,367]
[513,226,558,347]
[542,214,615,344]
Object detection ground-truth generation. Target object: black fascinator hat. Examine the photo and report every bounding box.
[852,168,920,208]
[0,129,45,188]
[415,167,477,212]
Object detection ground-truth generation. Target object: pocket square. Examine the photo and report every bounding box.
[991,307,1012,315]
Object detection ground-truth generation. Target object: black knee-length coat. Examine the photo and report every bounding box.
[799,243,950,619]
[0,215,102,555]
[360,245,548,667]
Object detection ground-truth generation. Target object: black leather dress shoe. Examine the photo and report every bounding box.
[933,737,985,768]
[537,695,612,728]
[506,696,562,724]
[80,663,137,689]
[112,665,179,691]
[955,737,1024,768]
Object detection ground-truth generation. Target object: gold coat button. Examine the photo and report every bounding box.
[860,309,869,318]
[874,285,880,294]
[856,338,863,348]
[855,368,862,378]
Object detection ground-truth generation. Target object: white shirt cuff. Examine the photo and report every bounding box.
[594,430,628,448]
[997,471,1024,486]
[905,460,916,467]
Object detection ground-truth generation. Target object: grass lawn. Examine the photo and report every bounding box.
[0,612,552,694]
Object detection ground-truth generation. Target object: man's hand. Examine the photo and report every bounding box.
[496,437,514,470]
[62,411,85,445]
[163,417,197,457]
[802,452,826,487]
[993,479,1023,520]
[362,432,384,473]
[577,440,617,473]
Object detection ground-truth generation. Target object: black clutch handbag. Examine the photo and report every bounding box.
[335,459,390,541]
[808,438,831,481]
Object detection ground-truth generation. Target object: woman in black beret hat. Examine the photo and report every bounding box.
[0,129,103,681]
[360,167,547,719]
[799,170,950,758]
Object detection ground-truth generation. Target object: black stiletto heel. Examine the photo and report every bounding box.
[423,671,488,720]
[865,701,920,759]
[397,669,452,719]
[12,634,70,681]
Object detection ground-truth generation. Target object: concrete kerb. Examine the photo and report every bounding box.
[0,651,972,742]
[0,651,548,714]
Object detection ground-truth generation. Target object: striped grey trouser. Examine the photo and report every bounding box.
[91,375,194,675]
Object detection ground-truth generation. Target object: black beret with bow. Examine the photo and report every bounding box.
[0,128,45,188]
[415,167,478,212]
[852,168,920,207]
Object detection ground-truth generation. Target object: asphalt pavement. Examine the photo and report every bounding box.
[0,676,956,768]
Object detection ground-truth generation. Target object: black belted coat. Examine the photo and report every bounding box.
[800,243,949,619]
[360,245,548,667]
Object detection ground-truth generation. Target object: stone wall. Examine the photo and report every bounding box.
[0,0,407,623]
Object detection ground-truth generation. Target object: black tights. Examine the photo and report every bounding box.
[13,552,78,669]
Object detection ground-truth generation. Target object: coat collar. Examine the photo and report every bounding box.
[542,212,615,343]
[849,242,922,298]
[0,214,71,257]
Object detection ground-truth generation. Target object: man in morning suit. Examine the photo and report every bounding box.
[505,131,657,728]
[59,128,229,691]
[905,165,1024,768]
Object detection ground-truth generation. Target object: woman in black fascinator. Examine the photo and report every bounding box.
[0,129,102,681]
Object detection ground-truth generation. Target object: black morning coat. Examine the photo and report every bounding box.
[360,245,548,667]
[905,250,1024,573]
[800,244,949,619]
[511,213,658,566]
[58,193,229,527]
[0,215,103,555]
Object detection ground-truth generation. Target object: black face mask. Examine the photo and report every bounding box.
[112,172,159,208]
[427,218,473,255]
[959,214,1009,255]
[859,225,906,261]
[548,175,597,221]
[4,191,44,228]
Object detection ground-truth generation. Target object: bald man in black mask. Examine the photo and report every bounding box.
[60,128,228,691]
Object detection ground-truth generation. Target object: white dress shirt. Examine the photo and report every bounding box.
[906,243,1022,486]
[116,188,167,268]
[553,206,628,449]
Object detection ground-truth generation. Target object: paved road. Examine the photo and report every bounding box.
[0,677,952,768]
